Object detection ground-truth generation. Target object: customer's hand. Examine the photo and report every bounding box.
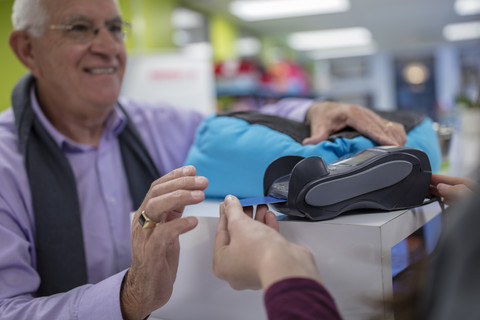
[121,166,208,320]
[303,101,406,146]
[213,195,321,291]
[430,173,477,205]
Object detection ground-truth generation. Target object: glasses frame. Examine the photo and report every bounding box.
[49,21,131,43]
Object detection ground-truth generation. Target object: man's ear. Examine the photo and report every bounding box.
[9,30,40,77]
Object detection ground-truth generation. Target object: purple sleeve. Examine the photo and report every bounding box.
[264,278,343,320]
[259,98,313,122]
[118,97,206,173]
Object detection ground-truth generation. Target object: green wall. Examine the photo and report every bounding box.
[121,0,177,52]
[0,0,27,111]
[139,0,176,51]
[210,14,238,62]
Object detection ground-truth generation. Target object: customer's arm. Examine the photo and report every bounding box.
[213,195,342,320]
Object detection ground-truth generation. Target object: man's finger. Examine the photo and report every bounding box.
[146,189,205,223]
[149,175,209,199]
[153,216,198,246]
[302,127,329,145]
[140,166,201,208]
[153,166,197,186]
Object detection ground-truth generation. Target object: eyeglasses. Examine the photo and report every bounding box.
[49,20,131,43]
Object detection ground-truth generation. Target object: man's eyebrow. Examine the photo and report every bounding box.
[61,15,124,25]
[62,15,93,24]
[107,16,124,24]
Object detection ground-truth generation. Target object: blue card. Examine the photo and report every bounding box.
[239,196,287,207]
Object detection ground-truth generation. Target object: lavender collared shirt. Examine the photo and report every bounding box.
[0,87,312,319]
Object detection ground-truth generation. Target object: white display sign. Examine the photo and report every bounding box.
[122,49,216,115]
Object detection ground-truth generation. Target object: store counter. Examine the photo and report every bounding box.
[151,199,443,320]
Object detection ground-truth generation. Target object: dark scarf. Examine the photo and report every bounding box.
[11,74,160,296]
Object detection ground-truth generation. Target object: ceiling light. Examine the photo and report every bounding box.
[443,21,480,41]
[230,0,350,21]
[288,27,373,51]
[454,0,480,15]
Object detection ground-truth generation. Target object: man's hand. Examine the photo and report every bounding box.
[213,195,321,291]
[303,101,406,146]
[121,166,208,320]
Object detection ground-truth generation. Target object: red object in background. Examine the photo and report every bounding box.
[214,58,311,97]
[214,59,261,78]
[266,59,311,96]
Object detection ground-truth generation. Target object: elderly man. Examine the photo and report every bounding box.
[0,0,406,319]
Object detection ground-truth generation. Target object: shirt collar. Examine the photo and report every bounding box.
[30,86,127,152]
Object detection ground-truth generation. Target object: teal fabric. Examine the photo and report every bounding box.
[185,115,441,198]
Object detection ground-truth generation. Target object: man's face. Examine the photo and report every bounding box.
[30,0,127,111]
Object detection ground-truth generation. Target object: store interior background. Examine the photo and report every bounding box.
[0,0,479,177]
[0,0,478,310]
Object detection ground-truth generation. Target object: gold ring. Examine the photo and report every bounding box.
[138,210,157,228]
[385,121,393,128]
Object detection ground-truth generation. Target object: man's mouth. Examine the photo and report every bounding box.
[85,67,116,74]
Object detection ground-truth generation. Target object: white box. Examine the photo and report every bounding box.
[152,200,442,320]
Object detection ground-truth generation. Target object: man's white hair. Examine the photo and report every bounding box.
[11,0,122,37]
[11,0,49,37]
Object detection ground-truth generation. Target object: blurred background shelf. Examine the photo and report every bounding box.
[1,0,478,176]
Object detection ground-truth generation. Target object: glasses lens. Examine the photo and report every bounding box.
[67,23,94,42]
[51,20,131,43]
[107,21,131,41]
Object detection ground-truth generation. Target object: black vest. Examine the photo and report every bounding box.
[11,74,160,296]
